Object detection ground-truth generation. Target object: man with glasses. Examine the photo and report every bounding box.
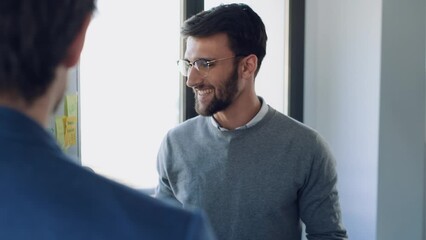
[0,0,216,239]
[156,3,348,240]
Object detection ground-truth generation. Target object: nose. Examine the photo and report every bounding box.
[185,67,204,88]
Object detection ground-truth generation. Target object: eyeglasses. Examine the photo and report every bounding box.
[177,56,237,77]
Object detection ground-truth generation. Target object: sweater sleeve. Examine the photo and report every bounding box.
[298,134,348,240]
[154,135,182,207]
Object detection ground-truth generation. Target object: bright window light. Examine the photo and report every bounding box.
[79,1,180,189]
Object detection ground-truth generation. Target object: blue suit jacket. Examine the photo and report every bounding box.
[0,107,216,240]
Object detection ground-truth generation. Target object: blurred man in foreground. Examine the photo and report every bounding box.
[0,1,215,239]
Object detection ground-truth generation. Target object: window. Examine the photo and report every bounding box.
[80,1,180,189]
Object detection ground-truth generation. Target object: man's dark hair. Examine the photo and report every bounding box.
[181,3,267,75]
[0,0,96,104]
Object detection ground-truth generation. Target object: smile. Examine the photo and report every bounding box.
[196,89,214,96]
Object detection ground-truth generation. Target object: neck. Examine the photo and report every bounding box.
[213,93,261,130]
[0,66,68,128]
[0,96,50,127]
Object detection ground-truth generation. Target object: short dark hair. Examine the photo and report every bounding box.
[181,3,267,75]
[0,0,96,104]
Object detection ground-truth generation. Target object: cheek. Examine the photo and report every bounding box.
[211,65,238,88]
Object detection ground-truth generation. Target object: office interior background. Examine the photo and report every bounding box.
[75,0,425,239]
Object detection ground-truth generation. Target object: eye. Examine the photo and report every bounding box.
[194,59,210,69]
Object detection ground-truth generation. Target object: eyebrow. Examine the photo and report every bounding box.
[184,57,212,63]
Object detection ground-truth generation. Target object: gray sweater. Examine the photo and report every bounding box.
[156,106,347,240]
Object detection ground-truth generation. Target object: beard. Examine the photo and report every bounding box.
[194,65,239,116]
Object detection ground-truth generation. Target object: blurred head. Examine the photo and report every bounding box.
[181,3,267,76]
[0,0,96,105]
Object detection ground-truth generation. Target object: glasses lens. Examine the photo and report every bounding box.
[193,59,209,77]
[177,59,210,77]
[177,60,190,77]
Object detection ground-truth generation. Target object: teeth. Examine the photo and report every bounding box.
[197,89,213,95]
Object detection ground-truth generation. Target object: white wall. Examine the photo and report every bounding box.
[305,0,425,239]
[305,1,381,239]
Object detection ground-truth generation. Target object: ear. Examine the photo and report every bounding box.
[240,54,258,79]
[63,14,92,68]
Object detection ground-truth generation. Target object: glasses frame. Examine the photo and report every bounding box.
[177,56,238,77]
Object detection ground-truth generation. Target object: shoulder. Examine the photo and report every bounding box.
[164,115,210,140]
[261,106,333,159]
[58,163,214,239]
[264,106,321,142]
[112,189,216,239]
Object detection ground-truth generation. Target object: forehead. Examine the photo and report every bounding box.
[184,33,233,60]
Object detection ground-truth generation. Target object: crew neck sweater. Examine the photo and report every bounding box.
[156,105,347,240]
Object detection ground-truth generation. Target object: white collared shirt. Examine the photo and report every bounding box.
[210,97,268,131]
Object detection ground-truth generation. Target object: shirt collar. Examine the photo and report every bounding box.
[210,97,268,131]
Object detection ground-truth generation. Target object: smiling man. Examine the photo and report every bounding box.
[155,3,348,240]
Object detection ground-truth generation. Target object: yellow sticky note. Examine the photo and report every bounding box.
[65,94,78,117]
[64,116,77,147]
[55,116,66,149]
